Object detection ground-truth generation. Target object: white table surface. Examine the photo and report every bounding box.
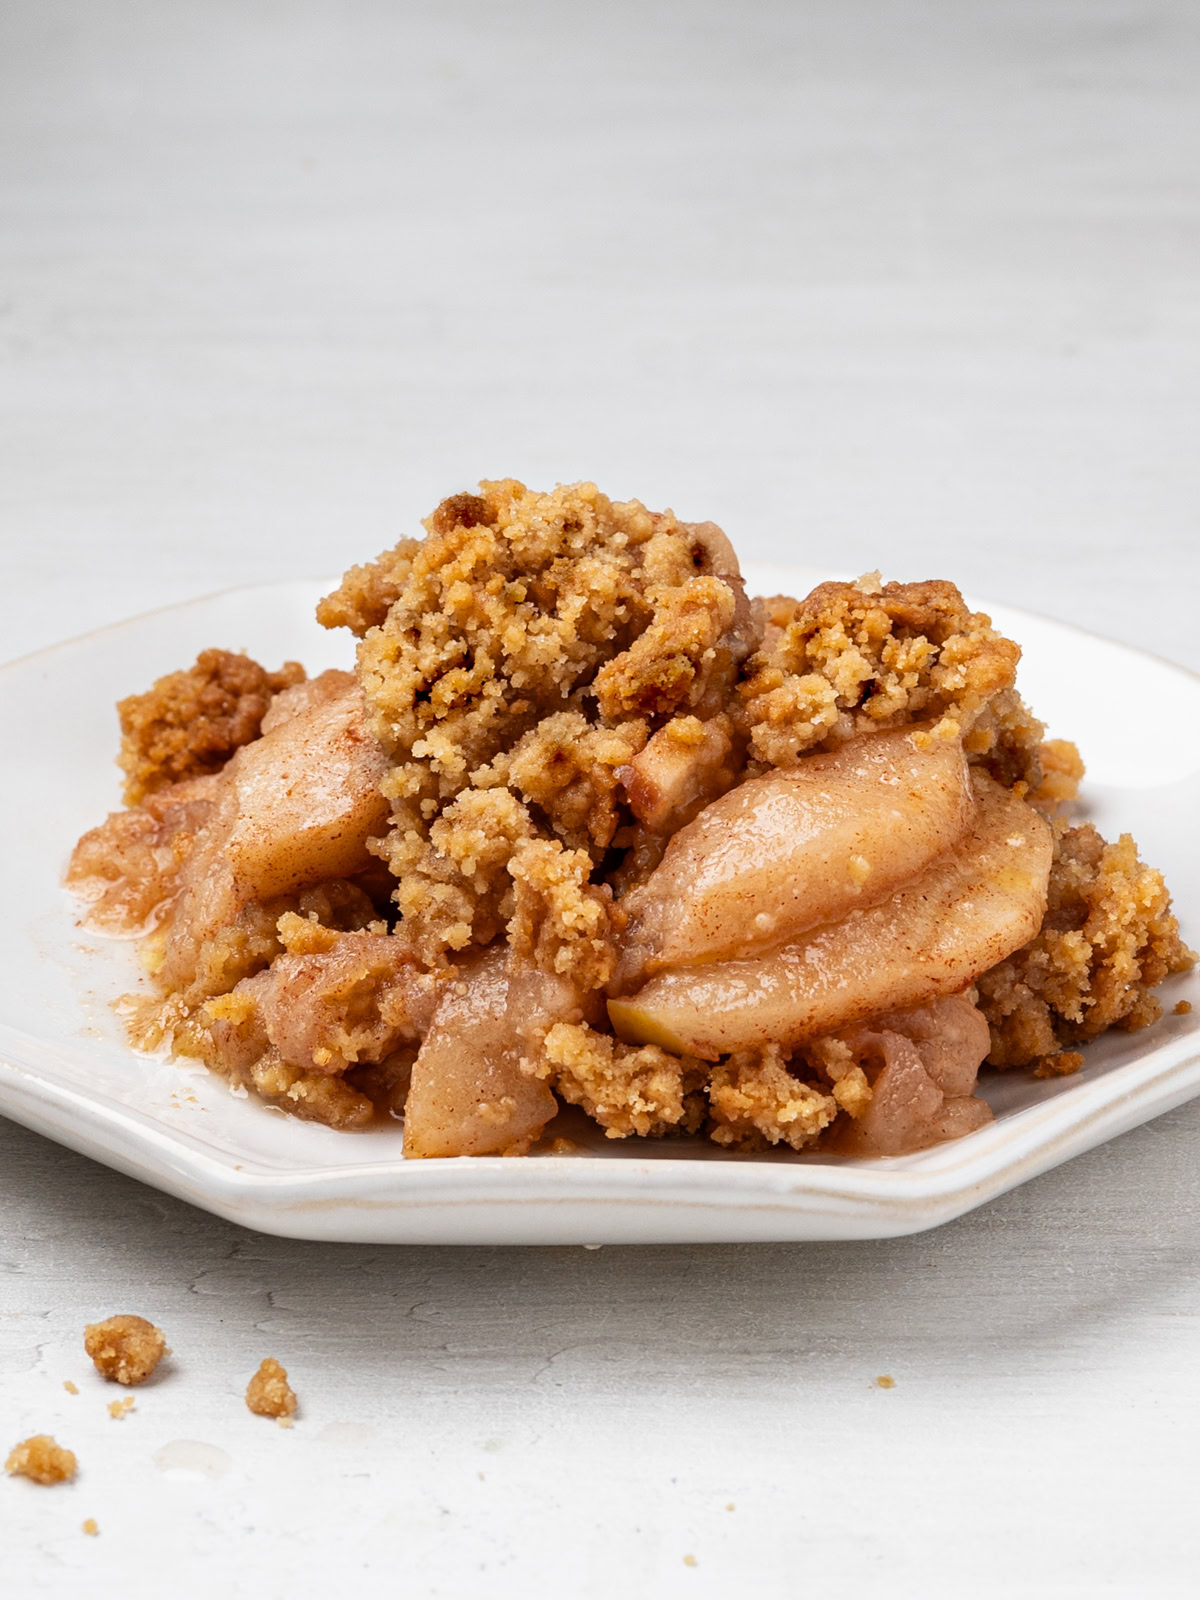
[2,3,1199,1595]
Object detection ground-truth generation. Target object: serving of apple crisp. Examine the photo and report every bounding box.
[66,480,1194,1160]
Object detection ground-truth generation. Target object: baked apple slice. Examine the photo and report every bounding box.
[608,775,1052,1058]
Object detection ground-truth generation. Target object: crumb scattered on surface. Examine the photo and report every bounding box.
[683,1554,698,1568]
[5,1435,77,1485]
[725,1502,736,1512]
[245,1358,298,1420]
[1176,1001,1193,1016]
[875,1375,896,1389]
[549,1137,580,1153]
[118,649,304,804]
[82,1518,99,1536]
[63,1380,78,1396]
[84,1315,168,1386]
[107,1397,135,1421]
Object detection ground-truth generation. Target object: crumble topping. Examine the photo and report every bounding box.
[738,578,1048,792]
[327,480,757,963]
[83,1315,168,1386]
[977,822,1196,1073]
[708,1047,839,1152]
[538,1022,707,1138]
[118,649,304,805]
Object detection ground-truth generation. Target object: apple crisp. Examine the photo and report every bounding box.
[67,479,1194,1159]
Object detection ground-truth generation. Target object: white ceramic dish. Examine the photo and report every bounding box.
[1,568,1197,1244]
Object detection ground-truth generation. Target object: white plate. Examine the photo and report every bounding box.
[2,570,1197,1244]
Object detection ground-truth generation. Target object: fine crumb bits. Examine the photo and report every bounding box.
[107,1397,136,1421]
[1176,1001,1193,1016]
[245,1357,298,1421]
[875,1375,896,1389]
[84,1315,168,1386]
[5,1435,77,1485]
[82,1519,99,1537]
[683,1554,698,1568]
[63,1380,79,1396]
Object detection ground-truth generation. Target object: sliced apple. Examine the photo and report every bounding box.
[608,776,1052,1059]
[615,725,973,988]
[403,946,579,1158]
[160,676,390,990]
[223,674,390,899]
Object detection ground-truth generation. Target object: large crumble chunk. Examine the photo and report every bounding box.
[117,649,304,804]
[84,1314,168,1385]
[978,822,1195,1071]
[246,1358,298,1420]
[538,1022,707,1138]
[738,576,1055,792]
[321,480,758,962]
[5,1435,77,1485]
[707,1047,839,1151]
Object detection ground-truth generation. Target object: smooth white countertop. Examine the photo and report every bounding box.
[2,3,1199,1595]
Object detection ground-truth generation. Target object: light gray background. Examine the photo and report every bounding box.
[2,3,1198,1596]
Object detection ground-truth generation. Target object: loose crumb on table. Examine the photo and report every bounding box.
[82,1518,99,1537]
[245,1357,298,1420]
[5,1435,77,1485]
[63,1380,78,1396]
[875,1375,896,1389]
[107,1397,136,1421]
[84,1315,168,1386]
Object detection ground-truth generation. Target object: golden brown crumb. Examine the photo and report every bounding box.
[84,1315,168,1386]
[118,650,304,804]
[315,537,423,635]
[5,1435,77,1485]
[875,1375,895,1389]
[245,1358,298,1420]
[549,1137,580,1154]
[978,822,1196,1068]
[107,1397,135,1421]
[725,1503,736,1512]
[1030,737,1085,809]
[1176,1001,1193,1016]
[507,838,615,988]
[538,1022,706,1138]
[1033,1051,1086,1080]
[62,1380,78,1396]
[82,1519,99,1536]
[683,1554,698,1568]
[738,578,1041,787]
[708,1047,838,1151]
